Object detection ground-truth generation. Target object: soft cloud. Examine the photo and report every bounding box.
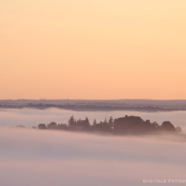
[0,128,186,186]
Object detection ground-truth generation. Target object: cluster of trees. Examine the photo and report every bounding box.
[38,115,182,135]
[113,116,182,134]
[69,116,90,127]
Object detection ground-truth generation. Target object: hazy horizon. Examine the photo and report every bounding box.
[1,0,186,185]
[1,108,186,132]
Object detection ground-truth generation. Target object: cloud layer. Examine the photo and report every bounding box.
[0,128,186,186]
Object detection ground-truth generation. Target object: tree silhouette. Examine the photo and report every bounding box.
[93,119,97,126]
[160,121,175,131]
[47,122,57,129]
[68,115,76,126]
[38,123,47,129]
[37,115,181,135]
[85,117,90,126]
[108,116,113,125]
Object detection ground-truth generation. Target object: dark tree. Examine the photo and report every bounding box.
[38,123,47,129]
[152,121,159,128]
[160,121,175,132]
[114,115,146,133]
[68,115,76,126]
[84,117,90,126]
[57,123,68,130]
[108,116,113,125]
[93,119,97,126]
[47,122,57,129]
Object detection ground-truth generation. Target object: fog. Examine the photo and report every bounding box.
[0,127,186,186]
[0,108,186,133]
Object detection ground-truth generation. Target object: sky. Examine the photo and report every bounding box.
[1,0,186,99]
[0,128,186,186]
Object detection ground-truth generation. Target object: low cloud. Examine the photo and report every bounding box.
[0,128,186,186]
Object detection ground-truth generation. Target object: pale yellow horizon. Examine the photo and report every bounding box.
[1,0,186,99]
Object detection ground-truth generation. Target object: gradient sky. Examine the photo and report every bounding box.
[1,0,186,99]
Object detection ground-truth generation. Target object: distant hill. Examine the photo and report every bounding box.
[1,99,186,112]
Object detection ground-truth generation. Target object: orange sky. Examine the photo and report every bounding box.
[1,0,186,99]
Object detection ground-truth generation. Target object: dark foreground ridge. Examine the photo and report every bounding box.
[32,115,182,135]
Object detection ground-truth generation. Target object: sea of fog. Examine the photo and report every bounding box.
[0,108,186,132]
[1,108,186,186]
[0,128,186,186]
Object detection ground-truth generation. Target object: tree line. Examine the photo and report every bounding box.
[38,115,182,135]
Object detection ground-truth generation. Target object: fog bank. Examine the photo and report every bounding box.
[0,108,186,133]
[0,128,186,186]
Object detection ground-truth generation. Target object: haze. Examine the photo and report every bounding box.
[1,0,186,99]
[0,128,186,186]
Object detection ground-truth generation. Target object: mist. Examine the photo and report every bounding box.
[0,127,186,186]
[0,108,186,133]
